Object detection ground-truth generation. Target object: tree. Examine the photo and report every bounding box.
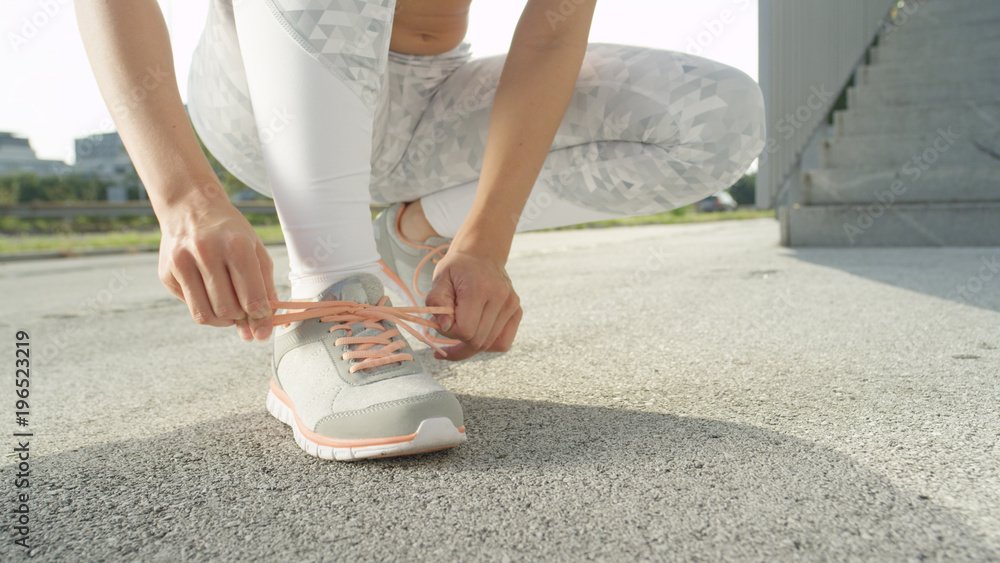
[729,172,756,206]
[0,173,108,203]
[192,125,256,199]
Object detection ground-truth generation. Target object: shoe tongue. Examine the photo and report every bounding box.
[318,274,404,375]
[317,273,384,305]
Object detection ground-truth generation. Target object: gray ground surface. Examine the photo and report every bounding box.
[2,218,998,561]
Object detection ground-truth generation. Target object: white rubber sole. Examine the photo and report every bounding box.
[266,387,466,461]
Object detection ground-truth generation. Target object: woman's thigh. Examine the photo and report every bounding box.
[370,43,766,215]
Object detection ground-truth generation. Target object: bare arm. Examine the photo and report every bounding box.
[75,0,223,212]
[427,0,597,359]
[76,0,276,341]
[454,0,597,261]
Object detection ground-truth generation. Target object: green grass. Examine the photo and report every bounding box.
[553,207,773,230]
[0,224,286,255]
[0,209,772,255]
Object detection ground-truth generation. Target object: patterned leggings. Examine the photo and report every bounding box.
[187,0,766,295]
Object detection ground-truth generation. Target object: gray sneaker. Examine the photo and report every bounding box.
[373,203,455,344]
[266,273,466,461]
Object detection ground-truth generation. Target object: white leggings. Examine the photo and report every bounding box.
[189,0,766,297]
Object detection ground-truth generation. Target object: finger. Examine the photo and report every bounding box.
[172,261,231,327]
[257,243,279,339]
[449,281,487,344]
[469,292,504,350]
[488,306,522,353]
[258,243,279,303]
[158,269,185,302]
[425,272,457,334]
[434,342,481,362]
[228,242,273,341]
[483,292,520,351]
[235,318,254,342]
[199,257,247,325]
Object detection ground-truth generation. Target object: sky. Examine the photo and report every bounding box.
[1,0,758,164]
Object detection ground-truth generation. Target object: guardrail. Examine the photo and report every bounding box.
[757,0,899,209]
[0,201,278,219]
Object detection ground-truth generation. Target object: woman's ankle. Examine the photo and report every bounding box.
[398,199,441,243]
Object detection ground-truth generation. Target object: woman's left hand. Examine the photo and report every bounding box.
[424,248,522,361]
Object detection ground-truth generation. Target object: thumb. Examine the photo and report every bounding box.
[424,271,455,333]
[257,245,278,309]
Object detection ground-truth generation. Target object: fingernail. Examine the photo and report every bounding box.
[254,326,271,341]
[437,315,452,332]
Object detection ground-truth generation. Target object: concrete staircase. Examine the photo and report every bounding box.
[783,0,1000,246]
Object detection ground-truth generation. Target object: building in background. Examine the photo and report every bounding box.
[758,0,1000,246]
[74,132,146,201]
[0,132,73,176]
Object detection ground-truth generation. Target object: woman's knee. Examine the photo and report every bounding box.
[640,52,765,199]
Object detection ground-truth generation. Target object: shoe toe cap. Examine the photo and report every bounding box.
[314,390,464,441]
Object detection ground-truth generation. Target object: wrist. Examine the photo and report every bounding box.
[451,220,515,266]
[151,178,232,233]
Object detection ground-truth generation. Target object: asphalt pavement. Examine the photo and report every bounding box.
[2,218,998,561]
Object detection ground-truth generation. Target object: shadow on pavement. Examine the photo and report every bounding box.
[792,247,1000,313]
[7,396,997,562]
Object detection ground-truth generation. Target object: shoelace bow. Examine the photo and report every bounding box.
[413,242,450,299]
[270,297,453,373]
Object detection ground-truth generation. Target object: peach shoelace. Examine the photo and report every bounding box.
[412,242,449,299]
[269,297,453,373]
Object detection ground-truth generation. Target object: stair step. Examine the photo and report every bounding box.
[836,103,1000,136]
[904,0,999,15]
[858,55,1000,87]
[848,79,1000,109]
[782,202,1000,246]
[872,36,1000,64]
[878,19,1000,50]
[803,166,1000,205]
[823,132,998,169]
[883,1,1000,30]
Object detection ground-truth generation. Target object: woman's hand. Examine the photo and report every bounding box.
[158,200,278,342]
[424,248,522,361]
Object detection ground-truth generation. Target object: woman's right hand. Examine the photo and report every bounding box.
[157,199,278,342]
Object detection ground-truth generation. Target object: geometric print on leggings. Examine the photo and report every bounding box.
[266,0,395,111]
[369,44,767,215]
[187,0,271,195]
[188,5,767,213]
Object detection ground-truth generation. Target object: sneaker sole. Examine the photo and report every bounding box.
[376,259,457,347]
[266,379,466,461]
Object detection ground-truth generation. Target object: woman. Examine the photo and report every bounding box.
[76,0,765,460]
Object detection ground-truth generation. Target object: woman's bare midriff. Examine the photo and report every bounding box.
[389,0,472,55]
